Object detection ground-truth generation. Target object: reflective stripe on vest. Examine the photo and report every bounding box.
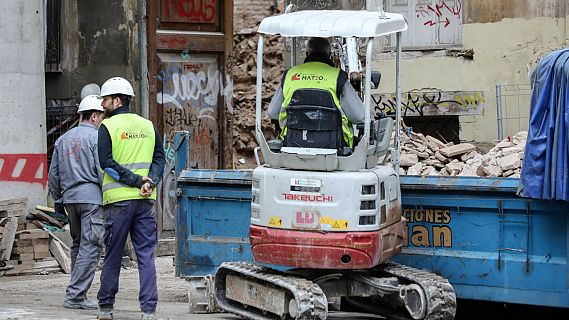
[101,113,156,205]
[280,61,354,148]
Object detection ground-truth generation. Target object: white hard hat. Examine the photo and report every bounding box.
[77,95,104,114]
[99,77,135,97]
[80,83,101,100]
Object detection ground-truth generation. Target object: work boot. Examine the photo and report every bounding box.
[141,311,156,320]
[97,306,114,320]
[63,298,98,310]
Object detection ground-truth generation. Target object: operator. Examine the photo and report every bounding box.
[48,94,105,310]
[268,37,365,150]
[95,77,165,320]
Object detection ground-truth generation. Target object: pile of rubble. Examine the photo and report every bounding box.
[397,130,527,178]
[231,24,283,167]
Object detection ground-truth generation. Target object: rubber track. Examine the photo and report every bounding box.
[381,262,457,320]
[215,261,328,320]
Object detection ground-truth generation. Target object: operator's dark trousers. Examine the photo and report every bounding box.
[97,199,158,313]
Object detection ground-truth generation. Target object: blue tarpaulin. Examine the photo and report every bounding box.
[518,48,569,201]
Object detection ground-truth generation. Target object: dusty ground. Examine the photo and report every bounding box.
[1,256,567,320]
[0,257,238,320]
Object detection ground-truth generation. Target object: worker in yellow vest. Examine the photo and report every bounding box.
[95,77,165,320]
[268,37,365,153]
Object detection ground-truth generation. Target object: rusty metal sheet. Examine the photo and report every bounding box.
[372,89,485,117]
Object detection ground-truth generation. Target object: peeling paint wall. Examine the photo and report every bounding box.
[46,0,140,113]
[0,0,47,207]
[373,0,568,142]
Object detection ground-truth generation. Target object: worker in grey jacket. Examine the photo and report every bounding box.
[48,95,105,310]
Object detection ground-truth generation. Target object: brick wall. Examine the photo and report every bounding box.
[234,0,278,32]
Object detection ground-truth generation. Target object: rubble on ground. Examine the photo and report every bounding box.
[231,22,283,168]
[396,129,527,178]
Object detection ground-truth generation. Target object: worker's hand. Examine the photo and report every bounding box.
[140,181,153,197]
[140,176,155,197]
[142,176,155,185]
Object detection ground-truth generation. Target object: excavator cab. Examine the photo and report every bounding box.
[215,9,456,320]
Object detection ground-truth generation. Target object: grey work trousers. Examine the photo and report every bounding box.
[64,203,104,302]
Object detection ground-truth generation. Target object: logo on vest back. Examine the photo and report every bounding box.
[121,131,149,140]
[290,73,326,81]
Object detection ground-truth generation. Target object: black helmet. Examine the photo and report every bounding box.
[307,37,331,56]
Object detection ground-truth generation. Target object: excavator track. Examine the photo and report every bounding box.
[380,261,457,320]
[215,261,328,320]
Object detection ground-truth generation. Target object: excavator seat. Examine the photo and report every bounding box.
[284,89,344,150]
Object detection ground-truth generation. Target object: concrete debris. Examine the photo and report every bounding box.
[407,163,424,176]
[400,153,419,167]
[396,127,527,178]
[439,143,476,158]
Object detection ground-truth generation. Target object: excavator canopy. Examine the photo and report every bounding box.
[258,10,407,38]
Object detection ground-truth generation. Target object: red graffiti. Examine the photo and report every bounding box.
[158,35,189,49]
[417,0,462,28]
[183,63,203,72]
[0,154,47,188]
[195,127,212,145]
[424,17,450,27]
[162,0,217,23]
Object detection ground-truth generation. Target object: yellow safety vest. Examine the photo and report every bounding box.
[280,62,354,148]
[101,113,156,205]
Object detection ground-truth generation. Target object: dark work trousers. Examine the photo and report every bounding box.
[65,203,104,302]
[97,199,158,313]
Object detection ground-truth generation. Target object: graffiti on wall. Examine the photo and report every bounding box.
[161,0,218,23]
[157,53,232,171]
[157,62,233,114]
[0,154,47,188]
[416,0,462,28]
[372,89,485,118]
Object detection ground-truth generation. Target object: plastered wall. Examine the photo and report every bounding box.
[374,15,567,142]
[0,0,48,207]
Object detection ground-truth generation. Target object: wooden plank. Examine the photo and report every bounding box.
[34,251,51,259]
[0,209,25,218]
[3,266,61,276]
[33,244,50,253]
[49,237,71,274]
[0,197,27,207]
[32,238,49,246]
[13,239,32,247]
[0,217,18,260]
[11,253,35,261]
[45,229,71,251]
[12,246,34,254]
[17,229,49,240]
[29,209,65,228]
[35,205,55,213]
[32,258,59,269]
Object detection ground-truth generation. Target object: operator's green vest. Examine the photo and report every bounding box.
[101,113,156,205]
[280,61,354,148]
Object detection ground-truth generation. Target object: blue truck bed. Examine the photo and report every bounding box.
[175,168,569,308]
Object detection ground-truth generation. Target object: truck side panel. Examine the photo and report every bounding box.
[394,176,569,308]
